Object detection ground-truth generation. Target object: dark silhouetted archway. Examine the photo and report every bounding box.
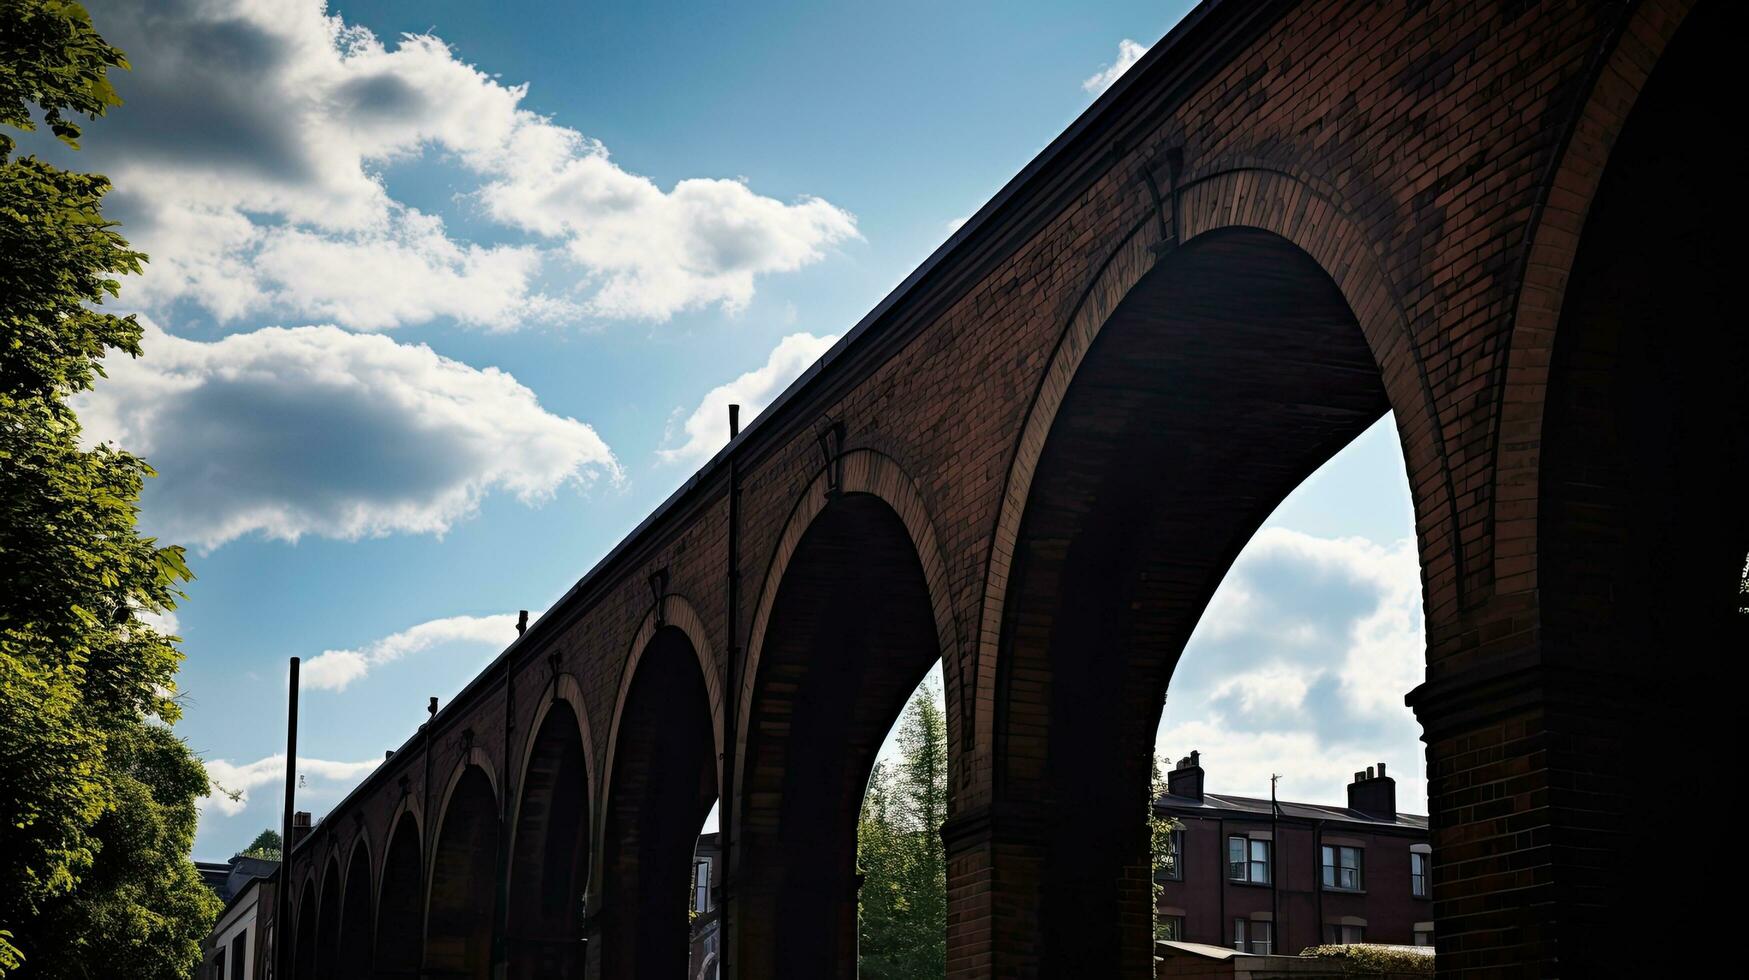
[738,492,944,978]
[375,812,423,978]
[506,700,591,978]
[315,856,342,979]
[293,878,319,980]
[600,627,717,980]
[1534,6,1742,971]
[336,843,373,979]
[426,766,499,979]
[992,227,1391,976]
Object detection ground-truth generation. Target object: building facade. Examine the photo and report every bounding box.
[1156,754,1431,956]
[199,860,279,980]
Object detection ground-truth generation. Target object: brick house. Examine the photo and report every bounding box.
[1155,753,1431,956]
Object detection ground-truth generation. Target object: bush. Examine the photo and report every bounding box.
[1298,944,1435,976]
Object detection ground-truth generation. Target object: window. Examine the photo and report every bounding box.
[1232,918,1273,954]
[1413,926,1434,947]
[1411,851,1429,898]
[1226,835,1270,884]
[1158,830,1184,882]
[229,931,246,980]
[1325,922,1366,944]
[1159,915,1185,941]
[1321,845,1364,891]
[694,858,712,913]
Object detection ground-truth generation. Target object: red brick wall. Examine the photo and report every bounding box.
[279,1,1723,977]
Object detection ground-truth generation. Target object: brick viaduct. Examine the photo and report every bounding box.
[279,1,1742,976]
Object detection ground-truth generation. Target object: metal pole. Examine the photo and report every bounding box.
[277,656,300,980]
[721,403,741,979]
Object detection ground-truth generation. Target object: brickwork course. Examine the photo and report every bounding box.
[276,1,1744,977]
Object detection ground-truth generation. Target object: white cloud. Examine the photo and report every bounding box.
[1083,38,1150,94]
[301,613,527,692]
[658,332,839,465]
[1158,528,1427,811]
[203,753,381,817]
[75,320,620,550]
[77,0,855,328]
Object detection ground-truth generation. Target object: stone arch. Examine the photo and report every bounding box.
[970,222,1409,977]
[505,675,595,978]
[972,168,1452,793]
[424,756,501,980]
[732,449,959,977]
[336,833,373,979]
[597,604,720,980]
[375,806,424,979]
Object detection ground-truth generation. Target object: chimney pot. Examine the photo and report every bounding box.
[1377,762,1387,779]
[1166,749,1204,802]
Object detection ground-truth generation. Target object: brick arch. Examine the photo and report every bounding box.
[293,873,319,980]
[335,831,373,979]
[1497,5,1739,972]
[424,755,500,980]
[374,806,424,979]
[732,449,959,978]
[971,223,1403,977]
[601,594,723,804]
[596,604,720,980]
[736,448,961,788]
[505,675,595,979]
[972,165,1451,789]
[1492,0,1694,601]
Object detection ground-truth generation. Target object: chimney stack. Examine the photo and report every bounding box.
[1347,761,1397,820]
[1167,750,1205,802]
[290,810,313,848]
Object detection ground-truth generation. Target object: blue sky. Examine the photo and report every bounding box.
[46,0,1424,859]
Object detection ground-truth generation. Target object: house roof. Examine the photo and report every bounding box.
[1157,791,1429,832]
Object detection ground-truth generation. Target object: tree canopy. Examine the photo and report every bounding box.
[856,680,948,979]
[0,2,217,975]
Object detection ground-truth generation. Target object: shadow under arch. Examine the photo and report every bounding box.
[335,834,373,980]
[505,677,594,979]
[598,610,719,980]
[293,876,319,980]
[733,452,957,978]
[374,807,424,978]
[314,854,342,979]
[425,756,500,980]
[981,225,1398,977]
[1527,4,1742,971]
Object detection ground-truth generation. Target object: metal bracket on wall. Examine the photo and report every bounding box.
[648,567,670,626]
[815,418,847,500]
[1143,145,1185,258]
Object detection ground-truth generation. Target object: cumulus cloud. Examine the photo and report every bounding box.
[1157,528,1427,810]
[203,753,381,818]
[1084,38,1150,93]
[658,332,839,465]
[74,320,619,550]
[76,0,855,327]
[301,613,526,692]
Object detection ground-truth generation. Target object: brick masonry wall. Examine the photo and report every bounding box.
[279,1,1707,977]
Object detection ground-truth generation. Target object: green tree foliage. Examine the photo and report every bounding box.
[1150,757,1182,940]
[856,680,947,979]
[0,2,218,975]
[240,829,283,861]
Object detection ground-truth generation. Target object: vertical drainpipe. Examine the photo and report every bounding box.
[721,403,741,979]
[1314,820,1325,948]
[277,657,300,980]
[421,695,437,976]
[492,616,522,978]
